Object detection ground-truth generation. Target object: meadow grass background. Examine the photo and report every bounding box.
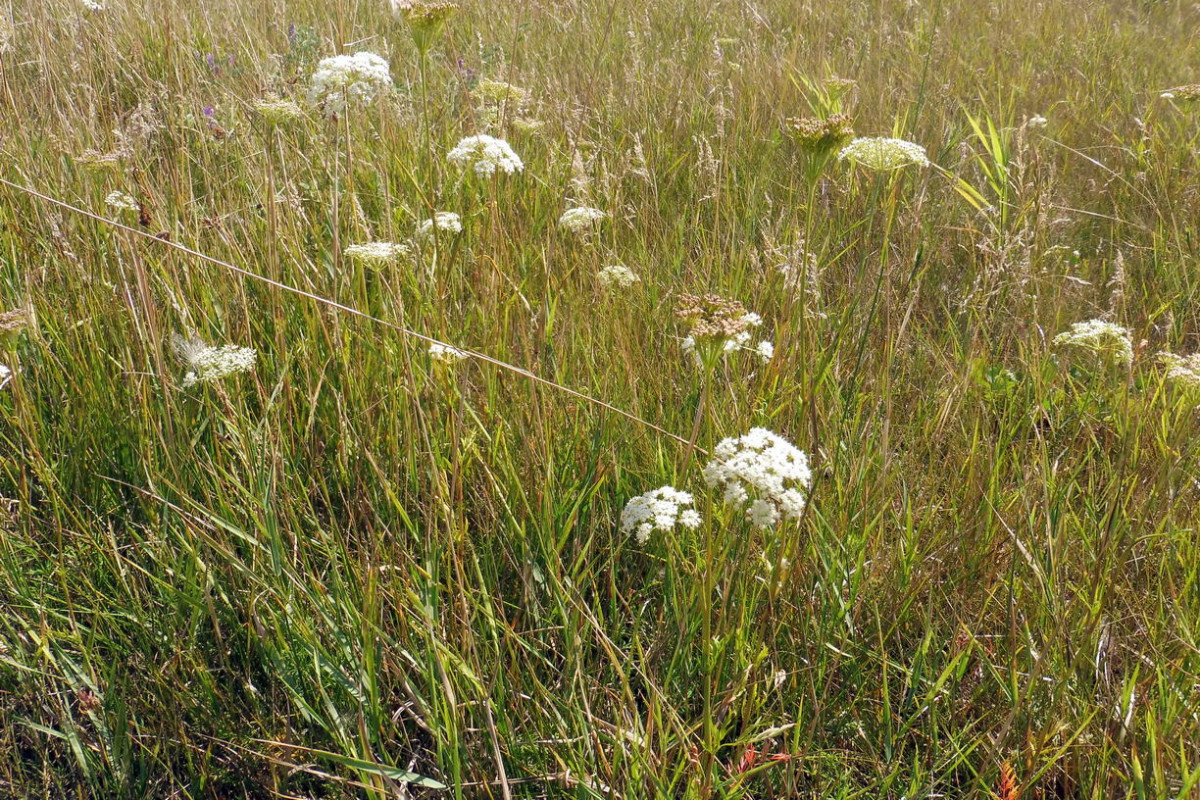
[2,0,1200,796]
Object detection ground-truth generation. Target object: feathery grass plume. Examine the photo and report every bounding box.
[1157,351,1200,390]
[391,0,458,55]
[786,113,855,156]
[0,308,29,347]
[173,334,257,388]
[596,264,640,290]
[558,206,606,234]
[252,95,305,125]
[620,486,702,545]
[838,136,930,170]
[1052,319,1134,367]
[307,52,391,117]
[415,211,462,241]
[1160,84,1200,102]
[428,343,468,363]
[702,428,812,528]
[344,241,410,268]
[105,191,139,213]
[447,134,524,177]
[0,364,10,390]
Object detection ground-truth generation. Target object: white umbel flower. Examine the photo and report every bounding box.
[1158,351,1200,389]
[344,241,410,267]
[415,211,463,241]
[308,52,392,116]
[702,428,812,528]
[596,264,640,289]
[173,334,257,388]
[1053,319,1134,367]
[429,343,468,363]
[1027,115,1048,128]
[0,364,10,390]
[837,137,930,170]
[558,206,606,234]
[755,341,774,363]
[252,95,306,124]
[105,191,139,213]
[447,134,524,178]
[620,486,702,545]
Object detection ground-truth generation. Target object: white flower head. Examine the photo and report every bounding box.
[82,0,104,9]
[1052,319,1133,367]
[1161,85,1200,103]
[620,485,702,545]
[702,428,812,528]
[173,334,257,388]
[0,364,11,390]
[558,206,606,234]
[105,191,139,213]
[447,134,524,178]
[472,79,530,112]
[837,137,930,170]
[755,340,774,363]
[429,342,468,364]
[308,52,392,116]
[1158,351,1200,389]
[344,241,410,268]
[253,95,306,125]
[674,295,771,367]
[415,211,463,241]
[596,264,640,290]
[1027,115,1048,128]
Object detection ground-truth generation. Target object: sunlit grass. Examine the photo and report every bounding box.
[2,0,1200,797]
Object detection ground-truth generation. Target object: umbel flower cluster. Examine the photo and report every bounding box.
[838,137,930,170]
[703,428,813,529]
[0,308,28,345]
[620,486,702,545]
[391,0,458,54]
[1161,84,1200,102]
[676,294,773,365]
[252,95,305,125]
[173,334,257,388]
[415,211,462,241]
[105,191,139,213]
[471,79,532,129]
[1158,351,1200,389]
[429,342,468,363]
[786,113,855,155]
[1053,319,1134,367]
[596,264,640,290]
[0,364,10,390]
[308,52,392,116]
[447,134,524,178]
[558,206,606,234]
[620,428,812,543]
[344,241,410,267]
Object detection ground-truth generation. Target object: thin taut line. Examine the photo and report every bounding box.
[1,176,704,454]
